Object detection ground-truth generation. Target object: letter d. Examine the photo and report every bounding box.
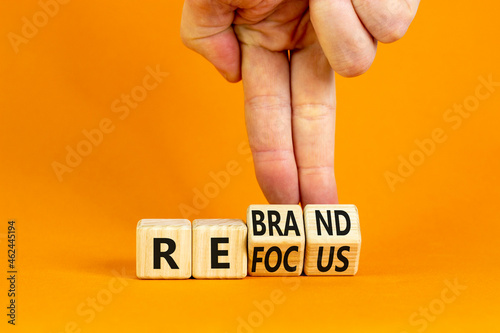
[415,137,435,156]
[209,170,230,188]
[21,16,38,38]
[65,145,82,168]
[82,128,104,146]
[253,299,274,317]
[236,316,253,333]
[39,0,60,17]
[397,155,415,178]
[192,188,209,210]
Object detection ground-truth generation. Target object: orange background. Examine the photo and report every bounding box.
[1,1,499,332]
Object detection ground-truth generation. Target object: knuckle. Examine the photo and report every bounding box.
[336,52,374,77]
[251,147,295,164]
[331,34,376,77]
[292,103,335,121]
[298,165,334,177]
[380,0,414,42]
[245,95,290,112]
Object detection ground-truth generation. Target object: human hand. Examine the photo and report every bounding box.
[181,0,419,205]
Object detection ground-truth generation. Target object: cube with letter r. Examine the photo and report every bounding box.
[136,219,191,279]
[247,205,305,276]
[303,205,361,275]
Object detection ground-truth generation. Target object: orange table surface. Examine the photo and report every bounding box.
[1,1,499,332]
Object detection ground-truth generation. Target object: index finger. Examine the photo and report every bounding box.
[242,44,300,204]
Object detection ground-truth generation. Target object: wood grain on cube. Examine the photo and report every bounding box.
[303,205,361,275]
[247,205,305,276]
[192,219,247,279]
[136,219,191,279]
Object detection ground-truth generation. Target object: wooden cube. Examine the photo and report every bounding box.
[136,219,191,279]
[303,205,361,275]
[247,205,305,276]
[192,219,247,279]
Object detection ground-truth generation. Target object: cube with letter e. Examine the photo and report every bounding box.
[247,205,305,276]
[303,205,361,275]
[192,219,247,279]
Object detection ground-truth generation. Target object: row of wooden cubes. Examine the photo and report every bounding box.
[136,204,361,279]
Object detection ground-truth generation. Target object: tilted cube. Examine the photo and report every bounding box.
[136,219,191,279]
[303,205,361,275]
[192,219,247,279]
[247,205,305,276]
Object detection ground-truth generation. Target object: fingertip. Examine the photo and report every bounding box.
[251,150,300,205]
[352,0,418,44]
[299,170,339,206]
[257,165,300,204]
[217,68,242,83]
[226,73,242,83]
[329,45,377,78]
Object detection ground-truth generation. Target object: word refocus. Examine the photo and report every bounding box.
[136,204,361,279]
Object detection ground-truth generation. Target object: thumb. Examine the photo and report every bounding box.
[180,0,241,82]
